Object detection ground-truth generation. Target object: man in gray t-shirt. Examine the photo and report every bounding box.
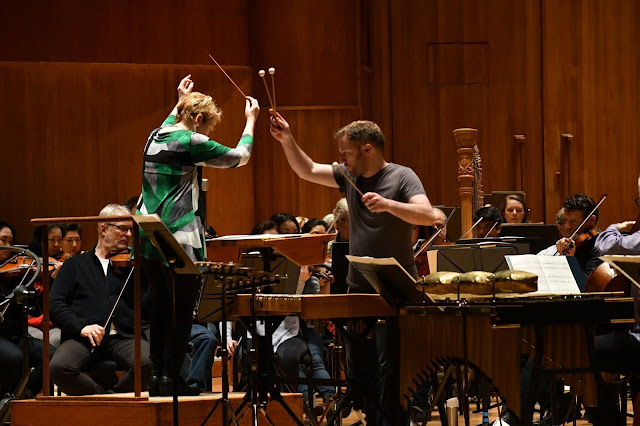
[269,115,435,292]
[270,114,435,425]
[333,162,426,291]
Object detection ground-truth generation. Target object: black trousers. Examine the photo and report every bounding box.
[0,334,55,396]
[276,333,308,381]
[141,258,201,378]
[345,317,401,426]
[49,335,151,395]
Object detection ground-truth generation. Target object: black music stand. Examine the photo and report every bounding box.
[133,215,204,426]
[197,273,241,426]
[433,244,518,273]
[345,256,426,308]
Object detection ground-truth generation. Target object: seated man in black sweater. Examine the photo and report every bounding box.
[50,204,151,395]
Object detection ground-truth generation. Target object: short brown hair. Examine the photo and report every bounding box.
[176,92,222,127]
[334,120,385,149]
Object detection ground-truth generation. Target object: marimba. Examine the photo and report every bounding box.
[234,292,635,423]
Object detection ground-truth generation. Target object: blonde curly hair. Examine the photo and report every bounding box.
[176,92,222,128]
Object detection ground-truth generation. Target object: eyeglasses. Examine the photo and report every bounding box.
[108,223,134,234]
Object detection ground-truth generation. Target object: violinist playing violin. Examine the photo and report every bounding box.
[594,176,640,255]
[552,193,603,281]
[588,178,640,425]
[474,206,502,238]
[49,204,152,396]
[0,221,56,399]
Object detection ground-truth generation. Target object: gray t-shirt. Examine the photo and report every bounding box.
[333,162,426,292]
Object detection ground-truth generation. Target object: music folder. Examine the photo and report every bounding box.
[132,214,200,275]
[346,255,433,308]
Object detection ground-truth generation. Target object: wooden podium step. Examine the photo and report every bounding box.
[11,392,303,425]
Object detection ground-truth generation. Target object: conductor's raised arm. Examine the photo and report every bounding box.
[269,110,338,188]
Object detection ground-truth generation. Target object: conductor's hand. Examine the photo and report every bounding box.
[269,111,293,143]
[362,192,390,213]
[81,324,105,347]
[615,220,636,233]
[245,96,260,121]
[227,340,238,357]
[556,237,575,256]
[177,74,194,100]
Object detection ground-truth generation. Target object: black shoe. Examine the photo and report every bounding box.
[499,409,523,426]
[148,374,161,397]
[158,375,200,397]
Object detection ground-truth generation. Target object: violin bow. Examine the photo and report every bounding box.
[483,220,501,239]
[414,207,457,259]
[327,211,344,234]
[459,216,484,240]
[91,266,134,353]
[568,193,608,240]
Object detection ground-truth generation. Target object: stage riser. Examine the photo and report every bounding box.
[11,393,303,425]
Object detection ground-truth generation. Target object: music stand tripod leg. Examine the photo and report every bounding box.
[169,264,179,426]
[200,277,240,426]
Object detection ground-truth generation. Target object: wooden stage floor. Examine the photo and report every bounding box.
[11,391,303,425]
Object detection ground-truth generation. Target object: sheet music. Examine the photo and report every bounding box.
[506,254,580,294]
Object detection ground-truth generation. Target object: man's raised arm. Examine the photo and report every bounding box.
[269,111,338,188]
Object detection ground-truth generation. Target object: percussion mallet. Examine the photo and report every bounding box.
[268,67,277,114]
[258,69,275,112]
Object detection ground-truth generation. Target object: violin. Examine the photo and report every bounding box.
[109,249,134,273]
[0,255,37,280]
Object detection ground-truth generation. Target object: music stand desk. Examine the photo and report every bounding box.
[206,233,335,266]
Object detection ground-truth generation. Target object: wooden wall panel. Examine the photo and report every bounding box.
[253,107,361,226]
[247,0,365,227]
[390,0,545,222]
[248,0,359,107]
[542,0,640,227]
[0,63,255,246]
[1,1,249,65]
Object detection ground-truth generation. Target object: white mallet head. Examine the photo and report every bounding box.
[332,162,340,169]
[268,67,275,75]
[258,70,266,77]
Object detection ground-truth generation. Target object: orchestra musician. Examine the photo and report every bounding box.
[551,193,603,280]
[0,221,56,398]
[270,113,435,425]
[473,206,502,238]
[500,193,530,224]
[590,176,640,425]
[137,74,259,396]
[49,204,151,395]
[537,208,570,255]
[28,225,64,278]
[332,198,350,242]
[59,224,82,261]
[270,212,301,234]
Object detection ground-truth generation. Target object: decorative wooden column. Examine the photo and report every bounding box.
[453,128,478,238]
